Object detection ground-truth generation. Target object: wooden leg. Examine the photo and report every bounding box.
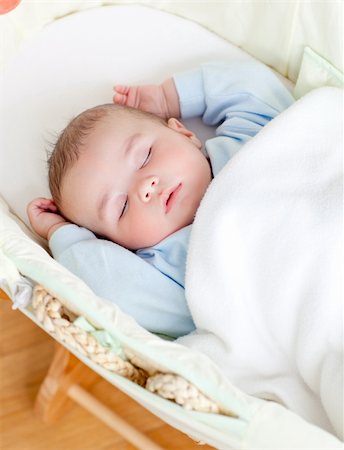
[35,342,99,423]
[68,385,164,450]
[0,288,11,301]
[35,343,164,450]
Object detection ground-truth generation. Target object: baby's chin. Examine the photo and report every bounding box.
[127,222,192,251]
[126,233,175,251]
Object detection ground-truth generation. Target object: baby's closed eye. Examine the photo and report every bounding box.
[119,197,128,218]
[139,147,152,168]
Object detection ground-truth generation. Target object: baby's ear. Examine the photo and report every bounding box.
[167,118,202,149]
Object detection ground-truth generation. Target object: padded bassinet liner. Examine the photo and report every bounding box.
[1,5,341,449]
[2,2,342,83]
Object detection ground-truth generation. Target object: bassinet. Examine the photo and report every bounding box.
[1,2,343,449]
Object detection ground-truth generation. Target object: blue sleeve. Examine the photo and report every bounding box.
[49,225,195,338]
[173,60,295,175]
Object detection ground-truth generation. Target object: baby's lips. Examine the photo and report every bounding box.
[163,183,182,213]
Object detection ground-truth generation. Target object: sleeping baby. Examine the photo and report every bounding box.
[27,60,294,337]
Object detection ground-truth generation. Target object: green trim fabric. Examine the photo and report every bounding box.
[294,46,344,98]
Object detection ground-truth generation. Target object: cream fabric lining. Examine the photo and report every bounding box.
[1,1,342,80]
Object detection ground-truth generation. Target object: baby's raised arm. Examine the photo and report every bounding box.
[113,78,180,119]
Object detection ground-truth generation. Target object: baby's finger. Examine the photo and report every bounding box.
[45,203,58,212]
[44,198,57,211]
[113,85,130,94]
[37,198,57,211]
[113,93,127,106]
[27,197,44,212]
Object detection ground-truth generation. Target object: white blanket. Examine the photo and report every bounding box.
[180,87,343,439]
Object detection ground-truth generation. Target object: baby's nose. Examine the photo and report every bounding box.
[138,176,159,202]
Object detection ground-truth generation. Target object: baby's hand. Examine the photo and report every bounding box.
[113,84,168,118]
[113,79,180,119]
[27,198,70,240]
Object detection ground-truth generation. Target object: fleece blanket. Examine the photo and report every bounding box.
[180,87,343,440]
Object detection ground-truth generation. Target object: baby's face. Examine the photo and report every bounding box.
[60,113,212,250]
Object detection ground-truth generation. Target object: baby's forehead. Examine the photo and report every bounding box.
[105,107,166,129]
[92,111,162,144]
[93,110,142,134]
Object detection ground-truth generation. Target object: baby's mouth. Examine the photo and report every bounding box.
[164,183,182,213]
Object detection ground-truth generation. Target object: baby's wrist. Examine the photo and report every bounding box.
[47,221,70,241]
[161,78,180,118]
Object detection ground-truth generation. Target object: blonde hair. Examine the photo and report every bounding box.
[48,103,165,209]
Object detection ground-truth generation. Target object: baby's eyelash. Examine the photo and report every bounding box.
[119,148,150,219]
[119,198,128,218]
[141,148,152,168]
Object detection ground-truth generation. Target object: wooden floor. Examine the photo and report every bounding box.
[0,298,214,450]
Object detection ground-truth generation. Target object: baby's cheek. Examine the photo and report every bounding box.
[128,219,164,249]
